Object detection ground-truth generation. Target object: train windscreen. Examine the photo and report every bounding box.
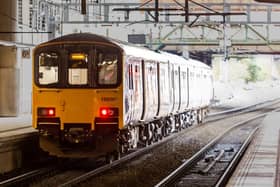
[68,53,89,85]
[97,53,118,85]
[34,45,121,88]
[38,52,59,85]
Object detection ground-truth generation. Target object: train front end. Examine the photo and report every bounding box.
[32,34,124,157]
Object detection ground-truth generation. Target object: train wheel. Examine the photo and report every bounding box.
[197,109,203,124]
[154,121,163,142]
[142,123,152,146]
[179,114,185,129]
[165,118,172,136]
[157,121,164,140]
[128,126,139,149]
[175,115,181,132]
[106,151,119,164]
[196,110,200,124]
[162,121,168,137]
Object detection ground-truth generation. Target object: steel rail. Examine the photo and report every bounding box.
[205,98,280,124]
[215,126,259,187]
[0,167,54,187]
[209,97,280,117]
[155,108,280,187]
[0,158,82,187]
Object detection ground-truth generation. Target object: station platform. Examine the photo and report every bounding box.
[0,115,38,174]
[226,111,280,187]
[0,114,32,133]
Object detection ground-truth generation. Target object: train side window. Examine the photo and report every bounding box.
[38,52,59,85]
[68,53,88,85]
[97,53,118,85]
[128,64,133,89]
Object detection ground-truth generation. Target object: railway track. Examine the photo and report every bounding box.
[1,99,279,187]
[207,98,280,122]
[155,109,279,187]
[0,158,91,187]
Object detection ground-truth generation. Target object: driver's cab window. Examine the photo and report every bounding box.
[68,53,88,85]
[97,53,118,85]
[38,52,59,85]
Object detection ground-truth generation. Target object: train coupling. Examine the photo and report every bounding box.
[63,128,93,144]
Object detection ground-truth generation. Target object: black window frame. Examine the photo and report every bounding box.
[34,44,122,89]
[64,44,93,88]
[95,46,122,88]
[34,46,63,88]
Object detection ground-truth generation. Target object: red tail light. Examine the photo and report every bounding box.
[48,109,55,116]
[99,107,119,117]
[38,108,56,117]
[101,108,108,116]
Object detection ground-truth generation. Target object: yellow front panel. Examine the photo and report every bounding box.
[33,86,124,130]
[60,90,94,123]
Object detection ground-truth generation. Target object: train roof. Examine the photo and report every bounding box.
[38,33,210,69]
[41,33,115,45]
[120,44,169,63]
[110,36,211,69]
[159,51,210,69]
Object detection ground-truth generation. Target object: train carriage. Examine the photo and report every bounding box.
[32,33,213,158]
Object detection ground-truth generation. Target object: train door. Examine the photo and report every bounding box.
[197,71,202,107]
[60,46,94,124]
[128,57,143,122]
[124,57,133,124]
[188,67,195,108]
[169,64,174,113]
[180,65,188,110]
[173,65,180,112]
[133,61,144,121]
[199,70,203,106]
[206,70,214,105]
[194,71,200,108]
[203,70,209,106]
[157,62,171,117]
[141,60,159,121]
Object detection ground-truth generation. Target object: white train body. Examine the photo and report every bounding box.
[121,44,213,127]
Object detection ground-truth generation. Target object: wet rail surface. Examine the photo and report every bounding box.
[1,99,280,187]
[156,116,263,187]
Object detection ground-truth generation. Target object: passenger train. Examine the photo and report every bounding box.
[32,33,213,158]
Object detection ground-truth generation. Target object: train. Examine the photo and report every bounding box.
[32,33,213,158]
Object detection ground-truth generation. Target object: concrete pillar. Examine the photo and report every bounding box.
[0,1,19,116]
[0,46,19,116]
[0,0,17,42]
